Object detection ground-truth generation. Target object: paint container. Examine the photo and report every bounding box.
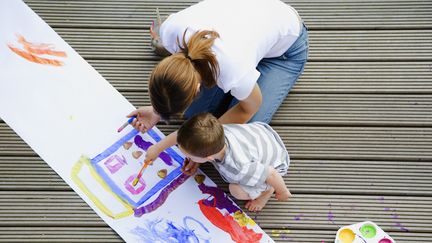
[334,221,394,243]
[338,228,355,243]
[359,223,377,238]
[378,238,393,243]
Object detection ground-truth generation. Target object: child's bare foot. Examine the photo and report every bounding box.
[245,187,275,212]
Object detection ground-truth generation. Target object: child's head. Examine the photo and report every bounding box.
[177,113,225,163]
[149,30,220,121]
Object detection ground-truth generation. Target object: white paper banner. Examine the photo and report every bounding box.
[0,1,273,242]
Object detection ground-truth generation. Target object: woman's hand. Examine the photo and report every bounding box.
[127,106,160,133]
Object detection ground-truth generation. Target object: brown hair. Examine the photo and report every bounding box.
[149,29,220,119]
[177,113,225,157]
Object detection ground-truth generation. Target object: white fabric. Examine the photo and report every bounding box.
[210,122,290,199]
[159,0,301,100]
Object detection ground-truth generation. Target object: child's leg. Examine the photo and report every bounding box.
[229,183,274,212]
[229,183,251,200]
[245,187,275,212]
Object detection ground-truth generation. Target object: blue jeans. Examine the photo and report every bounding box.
[185,23,309,123]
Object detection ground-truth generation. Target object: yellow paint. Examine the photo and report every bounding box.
[233,210,256,227]
[270,229,290,237]
[271,229,280,237]
[71,156,133,219]
[338,228,355,243]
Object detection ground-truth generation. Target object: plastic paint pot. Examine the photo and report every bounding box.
[360,223,377,238]
[378,238,393,243]
[338,228,355,243]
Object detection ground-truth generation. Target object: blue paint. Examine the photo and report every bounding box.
[90,128,186,207]
[134,135,173,166]
[136,167,183,206]
[131,217,210,243]
[92,129,139,163]
[147,128,184,165]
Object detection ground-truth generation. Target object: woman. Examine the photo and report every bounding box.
[129,0,308,174]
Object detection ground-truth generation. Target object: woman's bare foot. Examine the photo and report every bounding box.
[245,187,275,212]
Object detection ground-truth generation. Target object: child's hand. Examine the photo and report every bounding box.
[128,106,160,133]
[275,190,291,201]
[145,144,162,163]
[181,158,200,176]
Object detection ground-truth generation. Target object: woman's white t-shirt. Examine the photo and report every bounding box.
[159,0,301,100]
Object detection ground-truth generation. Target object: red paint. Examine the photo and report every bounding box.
[198,200,262,243]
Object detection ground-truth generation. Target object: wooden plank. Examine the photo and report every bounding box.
[2,124,432,161]
[24,0,432,29]
[1,156,431,196]
[0,227,122,243]
[86,60,432,94]
[48,28,432,61]
[0,191,430,234]
[0,227,430,243]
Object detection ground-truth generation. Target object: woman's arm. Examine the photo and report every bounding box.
[218,84,262,124]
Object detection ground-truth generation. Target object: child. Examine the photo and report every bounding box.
[177,113,291,212]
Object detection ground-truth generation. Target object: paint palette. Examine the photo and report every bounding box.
[335,221,394,243]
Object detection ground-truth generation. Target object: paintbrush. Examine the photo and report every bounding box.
[132,159,153,186]
[117,115,136,133]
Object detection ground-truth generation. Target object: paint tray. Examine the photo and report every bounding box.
[335,221,394,243]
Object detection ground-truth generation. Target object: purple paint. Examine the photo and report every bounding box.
[395,222,409,232]
[134,135,173,166]
[379,196,385,202]
[134,135,153,150]
[104,154,127,174]
[327,203,337,225]
[134,173,190,216]
[125,175,146,195]
[327,211,335,224]
[254,212,259,221]
[294,214,303,221]
[198,183,241,214]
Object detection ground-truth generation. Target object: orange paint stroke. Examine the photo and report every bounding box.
[17,35,67,57]
[7,34,67,66]
[8,44,64,67]
[198,199,262,243]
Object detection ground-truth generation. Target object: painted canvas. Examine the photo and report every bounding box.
[0,0,273,242]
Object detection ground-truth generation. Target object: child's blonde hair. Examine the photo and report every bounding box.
[149,30,220,120]
[177,113,225,157]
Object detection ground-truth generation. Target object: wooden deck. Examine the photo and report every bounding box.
[1,0,432,242]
